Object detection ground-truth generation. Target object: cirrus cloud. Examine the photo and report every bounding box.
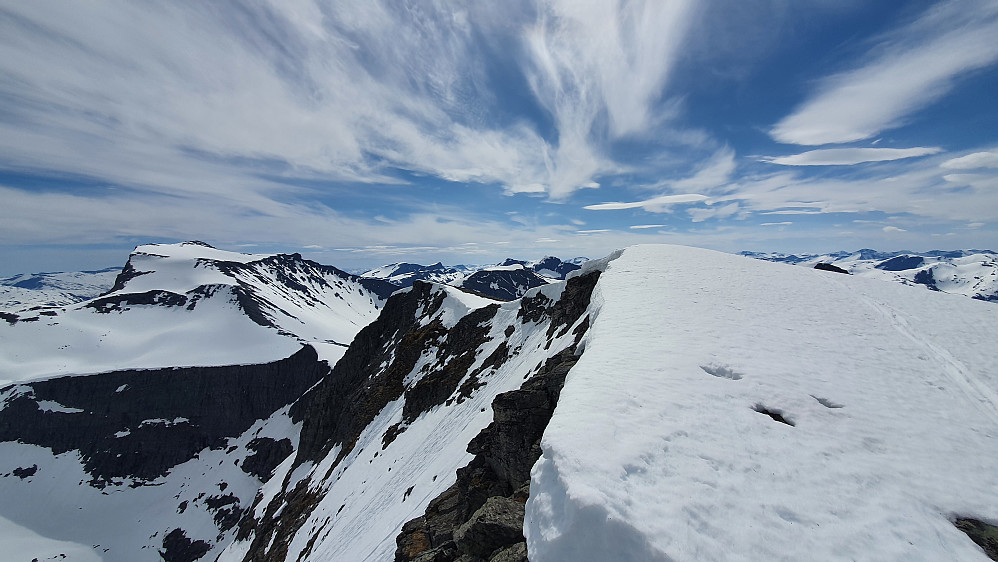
[764,147,942,166]
[584,193,709,212]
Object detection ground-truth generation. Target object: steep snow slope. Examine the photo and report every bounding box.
[0,267,119,313]
[0,242,388,383]
[219,274,598,562]
[744,249,998,301]
[526,245,998,561]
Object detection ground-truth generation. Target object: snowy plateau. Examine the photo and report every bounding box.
[1,242,998,562]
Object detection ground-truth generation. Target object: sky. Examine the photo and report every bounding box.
[1,0,997,275]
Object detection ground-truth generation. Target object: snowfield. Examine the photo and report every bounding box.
[526,245,998,561]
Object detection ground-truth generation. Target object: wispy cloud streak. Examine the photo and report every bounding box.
[771,0,998,145]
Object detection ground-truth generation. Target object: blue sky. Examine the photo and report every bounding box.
[1,0,997,275]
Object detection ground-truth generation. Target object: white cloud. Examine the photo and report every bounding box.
[770,0,998,145]
[764,147,942,166]
[584,193,708,212]
[670,147,737,192]
[943,173,998,190]
[688,202,739,223]
[941,149,998,169]
[576,229,610,234]
[760,209,825,215]
[883,226,907,233]
[0,1,700,202]
[761,222,792,226]
[629,224,667,229]
[523,0,698,196]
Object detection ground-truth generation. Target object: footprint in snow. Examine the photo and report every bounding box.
[701,363,742,380]
[810,395,844,409]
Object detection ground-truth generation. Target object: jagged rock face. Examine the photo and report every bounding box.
[226,271,601,562]
[291,281,452,465]
[394,349,582,562]
[462,268,548,301]
[0,345,328,485]
[394,272,600,562]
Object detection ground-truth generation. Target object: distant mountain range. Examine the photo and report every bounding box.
[0,267,120,313]
[359,256,587,301]
[741,249,998,302]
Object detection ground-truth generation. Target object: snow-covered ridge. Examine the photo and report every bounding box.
[0,242,388,383]
[526,245,998,560]
[743,248,998,301]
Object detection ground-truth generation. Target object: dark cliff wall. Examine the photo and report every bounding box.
[0,345,329,485]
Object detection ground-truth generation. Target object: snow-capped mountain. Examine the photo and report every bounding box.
[529,256,584,280]
[3,244,998,562]
[0,267,119,313]
[0,241,392,383]
[743,249,998,301]
[360,262,468,289]
[458,263,551,301]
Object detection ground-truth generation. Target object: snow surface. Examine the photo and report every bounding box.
[526,245,998,561]
[0,242,382,383]
[0,513,101,562]
[0,286,301,384]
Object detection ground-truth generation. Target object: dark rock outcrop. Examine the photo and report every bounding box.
[453,497,526,559]
[955,517,998,561]
[0,345,328,485]
[241,437,294,480]
[814,263,850,274]
[86,289,188,312]
[394,348,579,562]
[914,268,939,290]
[160,528,212,562]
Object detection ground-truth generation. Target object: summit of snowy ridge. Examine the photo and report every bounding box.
[525,245,998,561]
